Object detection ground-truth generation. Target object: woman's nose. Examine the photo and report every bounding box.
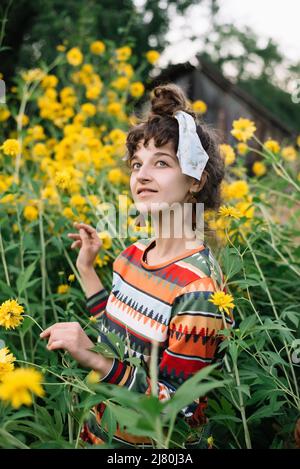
[136,164,152,181]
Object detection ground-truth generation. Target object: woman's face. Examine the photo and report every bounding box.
[129,137,193,215]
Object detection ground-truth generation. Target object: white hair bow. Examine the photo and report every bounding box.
[174,110,209,181]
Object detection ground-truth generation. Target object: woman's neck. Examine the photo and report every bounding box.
[152,237,200,258]
[150,210,201,257]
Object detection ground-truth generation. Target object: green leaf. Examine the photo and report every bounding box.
[0,428,29,449]
[101,406,117,443]
[164,365,226,418]
[91,343,117,358]
[221,247,243,280]
[248,402,285,422]
[0,280,16,298]
[16,260,37,295]
[239,315,257,335]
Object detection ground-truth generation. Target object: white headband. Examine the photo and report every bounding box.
[123,110,209,181]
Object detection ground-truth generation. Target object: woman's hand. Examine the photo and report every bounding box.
[39,321,113,373]
[68,222,102,272]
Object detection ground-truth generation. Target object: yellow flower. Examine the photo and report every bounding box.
[207,436,214,449]
[87,195,100,207]
[111,76,130,91]
[81,102,97,117]
[16,114,29,127]
[0,108,10,122]
[208,291,235,316]
[192,100,207,114]
[219,144,235,166]
[0,367,45,408]
[70,194,86,207]
[21,68,45,83]
[236,143,248,155]
[90,41,106,55]
[86,85,102,100]
[236,200,255,219]
[33,143,48,158]
[1,139,20,156]
[0,194,15,204]
[117,62,134,79]
[227,180,249,199]
[219,205,241,219]
[108,128,127,145]
[281,146,297,162]
[24,205,38,221]
[97,231,112,250]
[55,170,72,190]
[231,118,256,142]
[68,274,75,282]
[108,168,122,184]
[27,125,46,141]
[297,135,300,147]
[57,284,69,294]
[56,44,66,52]
[116,46,132,61]
[0,299,24,330]
[66,47,83,66]
[41,75,58,89]
[130,82,145,98]
[62,207,75,219]
[89,316,98,323]
[145,50,160,65]
[107,102,122,116]
[252,161,267,177]
[264,139,280,154]
[87,370,102,384]
[0,347,16,381]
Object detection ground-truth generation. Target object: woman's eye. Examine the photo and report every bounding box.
[130,161,168,170]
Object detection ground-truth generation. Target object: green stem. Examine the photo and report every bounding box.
[23,314,43,332]
[19,331,27,361]
[233,361,252,449]
[39,207,47,329]
[0,225,10,286]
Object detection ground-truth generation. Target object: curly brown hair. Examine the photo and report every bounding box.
[125,83,225,233]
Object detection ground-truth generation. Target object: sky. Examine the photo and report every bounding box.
[154,0,300,67]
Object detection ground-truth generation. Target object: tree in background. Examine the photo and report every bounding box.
[196,0,300,132]
[0,0,203,83]
[1,0,299,131]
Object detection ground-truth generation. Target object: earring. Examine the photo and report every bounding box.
[134,212,146,227]
[189,191,198,204]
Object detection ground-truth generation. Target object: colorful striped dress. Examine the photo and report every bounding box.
[80,237,235,448]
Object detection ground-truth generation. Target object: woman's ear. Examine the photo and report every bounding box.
[191,170,208,193]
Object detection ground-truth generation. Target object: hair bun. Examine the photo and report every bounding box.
[150,83,190,117]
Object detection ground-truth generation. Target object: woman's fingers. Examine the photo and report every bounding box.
[74,222,100,241]
[73,222,95,235]
[47,340,64,351]
[71,240,82,249]
[67,233,80,239]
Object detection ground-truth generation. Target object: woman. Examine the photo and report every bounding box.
[40,83,235,448]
